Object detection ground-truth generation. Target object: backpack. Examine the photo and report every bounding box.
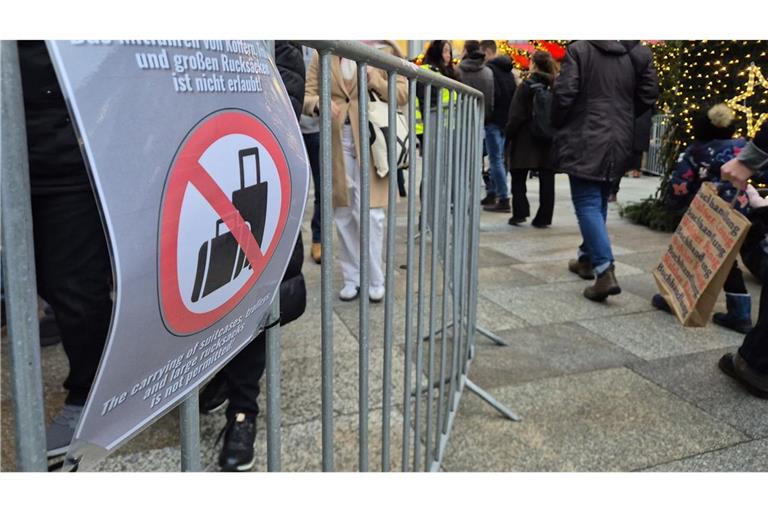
[528,80,555,141]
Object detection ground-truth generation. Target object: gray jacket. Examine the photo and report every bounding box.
[459,53,494,124]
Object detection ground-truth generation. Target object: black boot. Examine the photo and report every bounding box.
[218,412,257,472]
[484,198,511,213]
[480,192,496,206]
[713,293,753,334]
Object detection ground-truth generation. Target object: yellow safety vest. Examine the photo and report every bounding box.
[415,64,456,136]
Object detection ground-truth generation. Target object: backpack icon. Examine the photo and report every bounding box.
[528,81,555,141]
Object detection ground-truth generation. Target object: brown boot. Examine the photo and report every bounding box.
[311,242,322,264]
[568,258,594,280]
[584,264,621,302]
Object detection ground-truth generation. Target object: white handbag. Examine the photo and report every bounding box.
[367,90,410,178]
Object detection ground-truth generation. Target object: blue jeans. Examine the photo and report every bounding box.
[569,175,614,274]
[484,124,508,199]
[303,132,321,243]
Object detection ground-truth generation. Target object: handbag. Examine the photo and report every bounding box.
[367,89,410,178]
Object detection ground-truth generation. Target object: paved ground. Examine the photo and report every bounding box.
[2,173,766,471]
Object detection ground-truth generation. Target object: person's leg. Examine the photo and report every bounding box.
[714,262,753,333]
[222,333,266,419]
[481,134,495,203]
[508,170,530,223]
[368,207,386,300]
[303,132,322,245]
[32,191,112,407]
[738,284,768,374]
[532,168,555,226]
[485,125,508,200]
[334,126,361,297]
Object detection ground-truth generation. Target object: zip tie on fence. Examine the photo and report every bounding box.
[264,317,282,330]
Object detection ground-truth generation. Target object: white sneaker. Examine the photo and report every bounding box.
[369,285,385,303]
[339,284,359,301]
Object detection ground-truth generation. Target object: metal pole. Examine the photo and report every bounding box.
[265,295,281,471]
[357,62,370,473]
[381,71,398,472]
[1,40,48,472]
[319,50,335,472]
[401,77,418,472]
[179,391,201,471]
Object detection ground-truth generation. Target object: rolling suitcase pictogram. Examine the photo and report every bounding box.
[190,147,269,303]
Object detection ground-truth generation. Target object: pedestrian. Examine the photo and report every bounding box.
[198,41,308,472]
[303,41,408,302]
[552,40,658,301]
[504,50,557,227]
[300,46,323,264]
[18,41,114,459]
[719,123,768,399]
[458,40,496,205]
[481,40,517,214]
[651,104,753,334]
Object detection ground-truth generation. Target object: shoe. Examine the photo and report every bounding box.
[369,285,385,303]
[218,412,257,471]
[311,242,322,264]
[480,192,496,206]
[531,219,550,229]
[46,404,83,458]
[199,373,229,414]
[718,353,768,399]
[712,293,753,334]
[651,293,672,314]
[39,314,62,347]
[484,198,511,213]
[339,284,359,301]
[508,216,527,226]
[568,257,595,280]
[583,264,621,302]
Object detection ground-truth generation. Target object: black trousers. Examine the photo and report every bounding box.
[221,331,266,418]
[738,283,768,374]
[510,168,555,225]
[31,191,113,406]
[303,132,322,244]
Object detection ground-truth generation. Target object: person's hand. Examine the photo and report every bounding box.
[367,66,376,84]
[330,101,341,120]
[721,157,755,189]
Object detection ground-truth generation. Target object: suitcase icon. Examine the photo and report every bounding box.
[190,147,269,303]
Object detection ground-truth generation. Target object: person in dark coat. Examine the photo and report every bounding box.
[719,123,768,399]
[609,107,654,201]
[504,50,556,226]
[19,41,114,459]
[199,40,308,472]
[482,40,517,213]
[553,40,658,302]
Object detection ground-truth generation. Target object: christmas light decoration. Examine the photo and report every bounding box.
[726,62,768,137]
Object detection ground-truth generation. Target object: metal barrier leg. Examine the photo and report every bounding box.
[179,391,201,471]
[1,40,48,472]
[464,379,521,421]
[265,295,281,472]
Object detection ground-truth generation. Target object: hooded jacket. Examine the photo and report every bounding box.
[486,55,517,128]
[458,52,494,123]
[505,71,555,170]
[551,40,659,182]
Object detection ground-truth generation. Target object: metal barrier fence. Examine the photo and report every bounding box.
[1,39,517,472]
[644,113,670,176]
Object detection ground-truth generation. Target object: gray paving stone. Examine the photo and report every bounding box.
[578,311,744,361]
[486,235,634,264]
[615,250,666,273]
[469,323,642,390]
[441,368,747,471]
[643,439,768,472]
[512,260,643,285]
[629,349,768,439]
[477,265,546,289]
[483,281,653,327]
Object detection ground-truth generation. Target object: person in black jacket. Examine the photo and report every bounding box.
[198,40,307,471]
[552,40,658,302]
[482,40,517,213]
[504,50,556,226]
[718,124,768,399]
[19,41,114,459]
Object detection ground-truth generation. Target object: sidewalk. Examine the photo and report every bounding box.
[2,173,766,471]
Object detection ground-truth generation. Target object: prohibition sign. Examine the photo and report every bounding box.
[159,109,292,335]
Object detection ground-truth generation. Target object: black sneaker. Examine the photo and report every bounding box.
[218,412,257,472]
[480,193,496,206]
[199,373,228,414]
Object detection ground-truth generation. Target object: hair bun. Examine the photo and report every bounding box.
[708,103,735,128]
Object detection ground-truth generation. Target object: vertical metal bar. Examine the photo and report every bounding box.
[461,98,479,375]
[179,392,201,471]
[436,90,454,446]
[318,50,335,472]
[468,98,483,361]
[381,71,398,472]
[401,77,418,472]
[0,40,47,472]
[424,87,444,468]
[413,83,431,472]
[265,295,281,471]
[357,61,370,473]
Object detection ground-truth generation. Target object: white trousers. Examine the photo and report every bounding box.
[335,125,386,288]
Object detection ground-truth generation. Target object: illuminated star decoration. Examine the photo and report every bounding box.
[726,63,768,138]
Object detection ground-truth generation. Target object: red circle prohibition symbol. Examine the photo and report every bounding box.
[158,110,291,335]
